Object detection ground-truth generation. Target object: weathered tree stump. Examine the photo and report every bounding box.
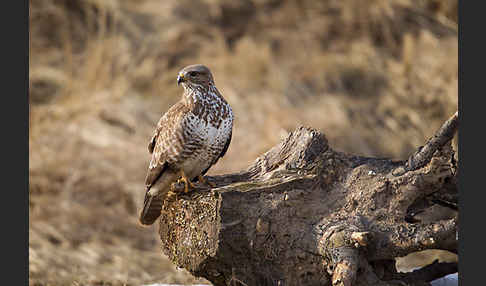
[158,112,458,286]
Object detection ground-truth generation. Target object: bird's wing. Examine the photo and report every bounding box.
[147,125,160,154]
[140,102,188,225]
[200,128,232,177]
[219,128,232,159]
[144,102,187,189]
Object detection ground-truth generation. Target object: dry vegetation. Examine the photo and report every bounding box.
[29,0,458,285]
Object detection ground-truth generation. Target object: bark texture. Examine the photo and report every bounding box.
[158,112,458,286]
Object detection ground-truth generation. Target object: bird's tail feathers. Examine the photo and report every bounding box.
[139,192,163,225]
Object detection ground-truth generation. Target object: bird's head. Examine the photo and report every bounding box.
[177,64,214,89]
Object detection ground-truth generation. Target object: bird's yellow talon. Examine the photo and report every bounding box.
[198,175,216,187]
[178,170,194,193]
[167,190,178,201]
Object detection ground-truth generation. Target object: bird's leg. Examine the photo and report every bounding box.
[197,175,216,188]
[167,183,178,200]
[179,170,195,193]
[170,181,178,192]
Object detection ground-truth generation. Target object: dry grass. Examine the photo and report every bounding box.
[29,0,457,285]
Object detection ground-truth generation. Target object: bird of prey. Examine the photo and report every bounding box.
[139,64,233,225]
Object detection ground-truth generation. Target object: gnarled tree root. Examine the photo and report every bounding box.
[158,112,458,286]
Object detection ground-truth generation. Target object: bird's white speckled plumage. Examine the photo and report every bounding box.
[178,85,233,179]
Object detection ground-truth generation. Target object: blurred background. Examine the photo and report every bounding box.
[29,0,458,285]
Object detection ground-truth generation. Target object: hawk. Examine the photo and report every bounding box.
[139,64,233,225]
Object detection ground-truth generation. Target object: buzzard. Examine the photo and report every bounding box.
[139,64,233,225]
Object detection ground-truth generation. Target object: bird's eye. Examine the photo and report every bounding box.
[188,71,197,77]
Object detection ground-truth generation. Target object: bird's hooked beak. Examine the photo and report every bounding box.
[177,73,184,86]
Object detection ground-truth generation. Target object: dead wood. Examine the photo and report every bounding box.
[157,111,459,286]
